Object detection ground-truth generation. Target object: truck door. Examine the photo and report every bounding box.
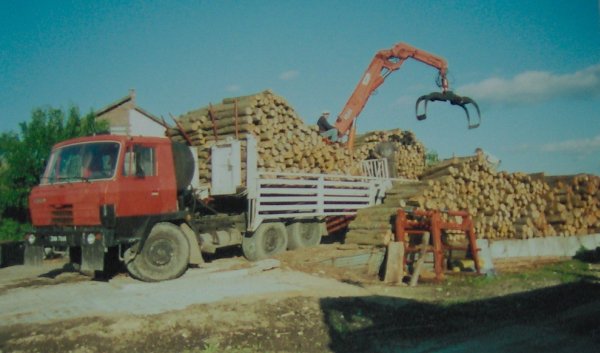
[117,142,174,217]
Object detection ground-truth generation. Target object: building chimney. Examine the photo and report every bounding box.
[129,89,136,103]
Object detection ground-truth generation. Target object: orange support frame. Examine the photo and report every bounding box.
[395,209,481,281]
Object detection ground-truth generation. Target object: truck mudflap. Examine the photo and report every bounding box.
[24,242,107,274]
[24,244,45,266]
[80,241,106,275]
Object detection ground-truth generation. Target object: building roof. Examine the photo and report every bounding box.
[95,89,167,128]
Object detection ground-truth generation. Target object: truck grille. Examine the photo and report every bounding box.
[51,204,74,225]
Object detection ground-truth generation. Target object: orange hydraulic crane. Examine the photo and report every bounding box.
[334,42,480,148]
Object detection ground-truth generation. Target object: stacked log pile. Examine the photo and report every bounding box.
[345,204,399,245]
[346,156,599,245]
[344,179,429,246]
[353,130,426,179]
[414,157,556,239]
[167,90,426,186]
[167,90,356,185]
[535,174,600,236]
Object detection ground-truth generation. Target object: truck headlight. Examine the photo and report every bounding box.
[86,232,102,245]
[26,233,36,245]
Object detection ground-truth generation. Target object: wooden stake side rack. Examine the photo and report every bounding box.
[394,208,481,281]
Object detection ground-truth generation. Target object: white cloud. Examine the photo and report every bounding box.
[459,64,600,105]
[392,95,414,107]
[540,134,600,153]
[504,143,532,153]
[279,70,299,81]
[226,84,241,92]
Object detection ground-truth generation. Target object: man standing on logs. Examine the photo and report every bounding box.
[317,111,339,142]
[475,147,501,171]
[372,135,398,178]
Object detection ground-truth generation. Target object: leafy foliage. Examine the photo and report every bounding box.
[0,218,32,242]
[425,149,440,167]
[0,106,108,229]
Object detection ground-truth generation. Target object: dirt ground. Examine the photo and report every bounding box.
[1,245,600,353]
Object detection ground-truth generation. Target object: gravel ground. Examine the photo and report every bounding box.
[2,250,600,353]
[0,256,368,327]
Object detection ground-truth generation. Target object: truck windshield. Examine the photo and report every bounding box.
[41,142,120,184]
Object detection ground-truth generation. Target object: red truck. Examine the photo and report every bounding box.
[25,134,389,281]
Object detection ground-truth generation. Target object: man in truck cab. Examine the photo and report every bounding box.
[82,144,117,179]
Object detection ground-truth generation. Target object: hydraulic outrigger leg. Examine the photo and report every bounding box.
[415,91,481,129]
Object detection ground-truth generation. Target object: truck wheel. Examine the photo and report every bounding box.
[287,221,322,250]
[242,222,288,261]
[127,222,190,282]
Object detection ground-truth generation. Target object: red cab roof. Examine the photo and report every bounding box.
[53,134,170,149]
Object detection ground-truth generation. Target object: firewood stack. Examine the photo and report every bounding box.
[535,174,600,236]
[344,179,426,246]
[414,156,557,239]
[358,156,600,242]
[167,90,426,187]
[167,90,354,186]
[353,129,426,179]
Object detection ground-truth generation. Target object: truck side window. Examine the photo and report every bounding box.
[123,145,156,177]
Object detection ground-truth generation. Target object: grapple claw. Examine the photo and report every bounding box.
[415,91,481,129]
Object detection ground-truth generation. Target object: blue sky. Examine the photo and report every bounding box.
[1,0,599,175]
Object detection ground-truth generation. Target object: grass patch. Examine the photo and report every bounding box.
[437,259,595,304]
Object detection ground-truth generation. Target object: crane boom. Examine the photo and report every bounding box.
[333,42,480,147]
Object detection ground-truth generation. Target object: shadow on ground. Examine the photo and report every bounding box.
[321,280,600,353]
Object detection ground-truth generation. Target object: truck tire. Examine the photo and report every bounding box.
[127,222,190,282]
[287,221,322,250]
[242,222,288,261]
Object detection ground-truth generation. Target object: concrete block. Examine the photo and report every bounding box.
[516,239,533,258]
[539,237,564,257]
[485,234,600,261]
[563,236,582,257]
[488,240,507,259]
[579,234,600,250]
[475,239,495,274]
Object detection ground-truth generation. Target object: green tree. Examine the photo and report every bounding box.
[425,149,440,167]
[0,106,108,239]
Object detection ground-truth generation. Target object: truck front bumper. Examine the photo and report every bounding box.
[25,226,114,248]
[24,227,116,274]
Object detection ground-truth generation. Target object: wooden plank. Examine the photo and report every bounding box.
[324,196,372,203]
[259,196,320,203]
[258,188,318,195]
[324,180,372,189]
[383,241,405,284]
[409,232,430,287]
[257,204,318,212]
[323,189,371,196]
[258,179,320,187]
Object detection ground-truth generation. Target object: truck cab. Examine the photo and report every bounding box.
[26,135,189,278]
